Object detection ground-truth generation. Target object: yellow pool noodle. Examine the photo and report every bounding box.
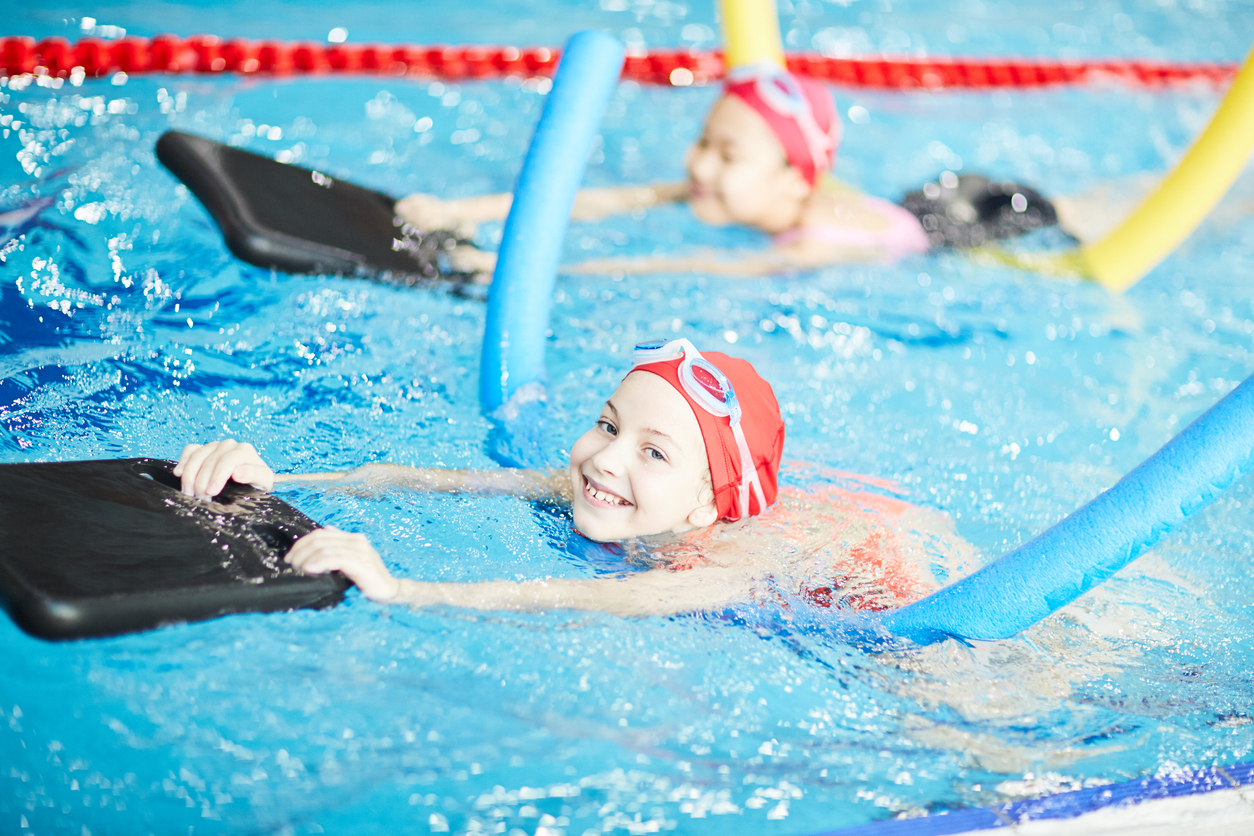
[1080,45,1254,292]
[719,0,786,71]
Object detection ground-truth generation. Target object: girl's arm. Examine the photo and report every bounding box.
[286,528,755,617]
[278,462,569,500]
[395,183,688,237]
[566,242,884,278]
[174,439,568,501]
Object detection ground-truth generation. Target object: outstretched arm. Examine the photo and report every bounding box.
[566,241,885,278]
[287,528,755,617]
[278,462,569,500]
[174,439,567,501]
[395,183,688,237]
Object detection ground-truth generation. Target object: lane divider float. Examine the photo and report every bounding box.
[0,34,1236,90]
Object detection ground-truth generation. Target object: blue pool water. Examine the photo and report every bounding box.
[4,1,1254,834]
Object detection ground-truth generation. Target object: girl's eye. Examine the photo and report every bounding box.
[597,419,617,436]
[646,448,666,462]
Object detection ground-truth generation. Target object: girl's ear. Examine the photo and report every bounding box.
[687,500,718,529]
[782,164,813,203]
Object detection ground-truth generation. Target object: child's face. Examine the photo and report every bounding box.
[686,95,813,233]
[568,371,717,542]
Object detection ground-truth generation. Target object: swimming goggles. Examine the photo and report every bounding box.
[631,338,766,518]
[726,61,836,180]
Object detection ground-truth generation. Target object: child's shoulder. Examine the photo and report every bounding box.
[672,478,978,611]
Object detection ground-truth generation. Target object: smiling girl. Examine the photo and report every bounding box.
[174,340,973,616]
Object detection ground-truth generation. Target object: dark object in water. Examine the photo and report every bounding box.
[156,130,474,284]
[900,173,1060,249]
[0,458,349,640]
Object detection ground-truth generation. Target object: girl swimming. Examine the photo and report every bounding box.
[397,63,1064,276]
[174,339,973,616]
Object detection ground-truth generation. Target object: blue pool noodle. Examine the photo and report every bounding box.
[479,31,625,468]
[881,372,1254,644]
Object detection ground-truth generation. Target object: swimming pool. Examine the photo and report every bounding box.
[5,1,1254,834]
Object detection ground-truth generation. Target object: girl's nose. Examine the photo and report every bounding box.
[687,144,717,182]
[588,438,627,476]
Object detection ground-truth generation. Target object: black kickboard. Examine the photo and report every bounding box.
[156,130,468,283]
[900,174,1059,249]
[0,458,350,640]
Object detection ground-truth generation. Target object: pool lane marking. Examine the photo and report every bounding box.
[808,759,1254,835]
[0,36,1235,90]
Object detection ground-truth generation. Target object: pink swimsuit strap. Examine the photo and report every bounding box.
[774,195,930,262]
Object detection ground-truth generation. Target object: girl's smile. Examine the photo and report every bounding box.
[567,371,716,542]
[580,474,632,508]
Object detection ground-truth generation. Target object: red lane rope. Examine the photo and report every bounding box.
[0,35,1238,89]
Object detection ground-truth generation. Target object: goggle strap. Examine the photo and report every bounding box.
[631,337,697,368]
[735,65,835,181]
[731,421,766,518]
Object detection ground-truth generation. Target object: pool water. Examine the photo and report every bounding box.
[4,2,1254,835]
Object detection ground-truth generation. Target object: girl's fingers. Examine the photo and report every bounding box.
[283,530,399,602]
[192,440,240,497]
[233,462,275,492]
[178,441,227,495]
[203,443,267,496]
[172,439,271,497]
[172,443,203,476]
[285,528,352,572]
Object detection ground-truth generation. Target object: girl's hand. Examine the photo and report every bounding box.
[285,527,402,603]
[448,244,497,280]
[395,193,477,238]
[173,439,275,498]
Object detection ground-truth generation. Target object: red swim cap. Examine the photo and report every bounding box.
[633,350,784,522]
[723,64,841,187]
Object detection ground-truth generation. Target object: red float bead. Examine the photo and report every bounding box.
[112,37,151,74]
[389,46,424,75]
[622,54,650,83]
[349,45,381,72]
[256,42,293,74]
[325,44,358,72]
[463,45,492,78]
[292,43,326,73]
[1,37,35,76]
[494,46,525,75]
[440,46,469,79]
[524,47,557,75]
[185,35,223,73]
[221,40,259,73]
[825,59,857,85]
[34,37,73,76]
[73,38,116,77]
[148,35,186,73]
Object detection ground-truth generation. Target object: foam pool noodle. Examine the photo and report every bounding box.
[973,44,1254,292]
[479,31,625,468]
[880,371,1254,644]
[718,0,787,71]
